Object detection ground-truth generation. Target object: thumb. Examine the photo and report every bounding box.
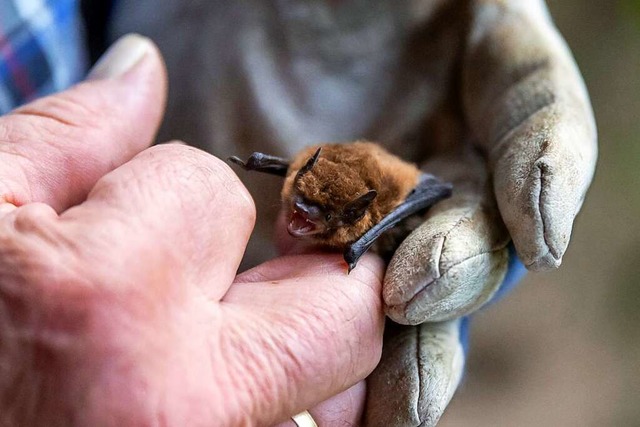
[0,34,167,211]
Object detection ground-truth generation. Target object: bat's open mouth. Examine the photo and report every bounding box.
[288,210,325,237]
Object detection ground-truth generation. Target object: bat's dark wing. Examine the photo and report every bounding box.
[228,152,290,177]
[344,174,453,272]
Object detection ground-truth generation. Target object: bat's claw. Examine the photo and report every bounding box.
[347,262,357,274]
[344,246,362,274]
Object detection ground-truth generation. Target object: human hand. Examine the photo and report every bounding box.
[368,1,597,425]
[0,35,385,426]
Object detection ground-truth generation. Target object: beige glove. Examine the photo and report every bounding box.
[367,1,597,426]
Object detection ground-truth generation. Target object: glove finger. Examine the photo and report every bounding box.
[490,108,596,271]
[462,1,597,270]
[365,319,467,427]
[385,148,510,324]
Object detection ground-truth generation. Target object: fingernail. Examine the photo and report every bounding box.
[87,34,154,80]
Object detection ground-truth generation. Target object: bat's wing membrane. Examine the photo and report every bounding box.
[228,152,290,177]
[344,174,453,272]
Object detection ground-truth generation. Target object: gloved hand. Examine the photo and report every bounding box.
[366,1,597,425]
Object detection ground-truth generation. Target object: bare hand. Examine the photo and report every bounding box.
[0,35,384,426]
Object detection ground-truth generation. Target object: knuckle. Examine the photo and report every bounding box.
[212,158,257,221]
[144,144,257,223]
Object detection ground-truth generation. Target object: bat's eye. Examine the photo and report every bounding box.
[325,213,332,221]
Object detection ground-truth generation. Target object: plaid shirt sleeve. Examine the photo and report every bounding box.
[0,0,88,114]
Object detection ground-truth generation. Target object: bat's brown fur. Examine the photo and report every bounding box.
[281,141,421,248]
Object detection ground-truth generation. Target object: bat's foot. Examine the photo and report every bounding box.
[344,246,363,274]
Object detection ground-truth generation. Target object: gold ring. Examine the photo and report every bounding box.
[291,410,318,427]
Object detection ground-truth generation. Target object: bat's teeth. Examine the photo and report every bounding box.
[287,210,319,236]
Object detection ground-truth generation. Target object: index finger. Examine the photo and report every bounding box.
[220,253,385,426]
[59,144,256,301]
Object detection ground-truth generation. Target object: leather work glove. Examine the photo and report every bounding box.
[366,2,597,425]
[110,0,597,425]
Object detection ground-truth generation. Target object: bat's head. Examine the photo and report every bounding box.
[281,147,378,246]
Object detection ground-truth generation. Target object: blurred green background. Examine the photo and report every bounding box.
[441,1,640,425]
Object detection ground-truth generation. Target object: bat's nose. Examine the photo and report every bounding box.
[294,200,322,221]
[288,199,327,238]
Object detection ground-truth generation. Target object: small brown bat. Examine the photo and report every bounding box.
[229,141,452,272]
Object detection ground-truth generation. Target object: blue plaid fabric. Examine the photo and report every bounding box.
[0,0,87,114]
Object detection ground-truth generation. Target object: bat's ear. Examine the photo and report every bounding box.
[342,189,377,223]
[295,147,322,180]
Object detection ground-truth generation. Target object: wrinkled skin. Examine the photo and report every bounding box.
[110,0,598,425]
[0,37,387,426]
